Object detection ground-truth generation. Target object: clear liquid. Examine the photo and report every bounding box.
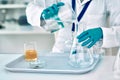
[69,44,94,68]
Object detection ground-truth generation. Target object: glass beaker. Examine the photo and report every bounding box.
[113,31,120,79]
[69,22,94,68]
[40,2,76,33]
[24,41,38,61]
[24,41,46,68]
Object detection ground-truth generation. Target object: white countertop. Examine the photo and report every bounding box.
[0,53,119,80]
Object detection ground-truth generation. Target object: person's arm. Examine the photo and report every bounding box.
[26,0,73,32]
[101,27,120,48]
[85,0,120,48]
[26,1,44,27]
[77,0,120,48]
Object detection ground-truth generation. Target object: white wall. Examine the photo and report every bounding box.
[0,34,55,54]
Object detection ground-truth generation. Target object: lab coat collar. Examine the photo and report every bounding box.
[80,0,92,5]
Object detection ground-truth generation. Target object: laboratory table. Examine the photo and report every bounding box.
[0,53,119,80]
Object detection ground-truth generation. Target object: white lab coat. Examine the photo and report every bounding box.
[26,0,120,53]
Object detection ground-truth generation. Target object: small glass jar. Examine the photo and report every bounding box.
[24,41,38,62]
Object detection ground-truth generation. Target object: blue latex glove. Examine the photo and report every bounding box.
[41,2,65,19]
[77,27,103,48]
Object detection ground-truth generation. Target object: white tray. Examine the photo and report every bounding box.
[5,53,101,74]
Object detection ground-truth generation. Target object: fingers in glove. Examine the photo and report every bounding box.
[57,2,65,7]
[77,33,89,42]
[77,31,88,39]
[48,7,57,16]
[51,4,58,14]
[42,8,52,19]
[87,40,96,48]
[81,38,92,46]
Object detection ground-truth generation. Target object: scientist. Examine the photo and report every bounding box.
[26,0,120,53]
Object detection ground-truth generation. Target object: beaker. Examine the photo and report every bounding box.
[40,2,76,33]
[113,31,120,79]
[24,41,38,61]
[24,41,46,69]
[69,22,94,68]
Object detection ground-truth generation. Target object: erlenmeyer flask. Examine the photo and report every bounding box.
[92,40,105,59]
[69,44,94,68]
[69,22,94,68]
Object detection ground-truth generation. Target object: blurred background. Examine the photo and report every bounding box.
[0,0,55,54]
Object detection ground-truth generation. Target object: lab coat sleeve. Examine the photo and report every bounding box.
[101,27,120,48]
[26,1,44,27]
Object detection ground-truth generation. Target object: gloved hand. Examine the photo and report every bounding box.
[41,2,65,19]
[77,27,103,48]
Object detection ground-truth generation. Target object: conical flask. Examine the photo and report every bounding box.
[69,22,94,68]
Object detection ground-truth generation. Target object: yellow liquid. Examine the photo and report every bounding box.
[25,50,37,61]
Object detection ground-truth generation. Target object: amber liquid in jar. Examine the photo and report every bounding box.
[25,49,37,61]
